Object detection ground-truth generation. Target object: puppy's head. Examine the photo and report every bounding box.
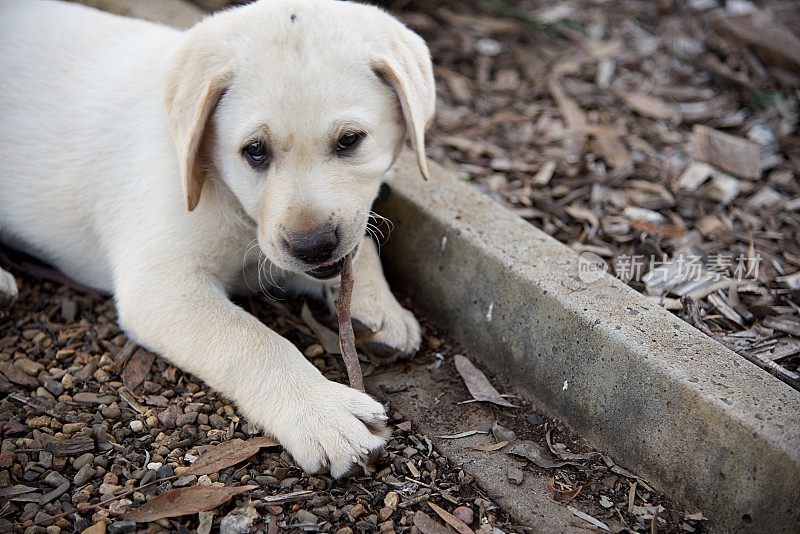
[164,0,434,279]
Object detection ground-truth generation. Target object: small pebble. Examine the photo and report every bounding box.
[175,412,197,426]
[476,38,502,56]
[15,357,44,376]
[74,464,96,486]
[280,477,300,488]
[304,344,324,358]
[129,420,144,433]
[139,470,157,486]
[102,404,121,419]
[256,475,278,487]
[526,414,544,426]
[108,520,137,534]
[384,491,399,510]
[296,509,318,524]
[507,466,524,485]
[38,451,53,469]
[453,506,474,525]
[349,503,366,520]
[61,423,83,435]
[72,453,94,470]
[173,475,197,487]
[44,472,68,487]
[156,465,174,478]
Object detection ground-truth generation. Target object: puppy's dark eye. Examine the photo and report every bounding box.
[242,140,270,168]
[336,131,364,154]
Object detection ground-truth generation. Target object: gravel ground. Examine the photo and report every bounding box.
[0,268,707,533]
[0,269,518,533]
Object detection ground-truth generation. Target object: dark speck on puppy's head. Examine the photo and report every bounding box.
[290,14,297,22]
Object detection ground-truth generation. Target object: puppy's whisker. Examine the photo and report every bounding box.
[366,222,385,241]
[366,226,382,254]
[256,253,269,298]
[267,262,285,292]
[242,239,260,295]
[369,211,394,236]
[258,253,283,302]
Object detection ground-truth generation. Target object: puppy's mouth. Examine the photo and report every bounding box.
[303,244,360,280]
[305,257,346,280]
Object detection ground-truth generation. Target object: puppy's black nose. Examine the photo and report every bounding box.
[284,225,338,264]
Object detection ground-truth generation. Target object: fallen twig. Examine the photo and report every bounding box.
[335,254,364,392]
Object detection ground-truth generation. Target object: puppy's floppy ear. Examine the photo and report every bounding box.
[371,27,435,180]
[164,39,233,211]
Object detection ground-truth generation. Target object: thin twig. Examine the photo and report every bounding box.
[335,254,364,392]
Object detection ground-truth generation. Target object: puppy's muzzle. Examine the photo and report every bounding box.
[283,224,345,279]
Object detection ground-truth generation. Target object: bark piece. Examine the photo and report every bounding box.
[692,125,761,180]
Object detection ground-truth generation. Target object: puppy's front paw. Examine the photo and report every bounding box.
[0,270,18,310]
[354,303,421,362]
[260,378,389,478]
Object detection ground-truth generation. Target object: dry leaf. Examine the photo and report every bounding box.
[619,92,681,122]
[470,440,509,452]
[300,303,340,355]
[568,505,612,532]
[186,437,279,475]
[547,478,584,500]
[506,440,569,469]
[124,485,257,522]
[121,349,155,392]
[413,511,451,534]
[453,355,516,408]
[545,429,599,462]
[427,501,473,534]
[438,430,487,439]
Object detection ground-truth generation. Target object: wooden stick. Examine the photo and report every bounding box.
[335,254,364,392]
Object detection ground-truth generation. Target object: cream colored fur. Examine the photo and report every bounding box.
[0,0,433,478]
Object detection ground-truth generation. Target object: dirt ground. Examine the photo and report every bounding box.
[0,269,707,533]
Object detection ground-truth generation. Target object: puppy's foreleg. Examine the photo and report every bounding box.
[114,269,387,477]
[0,266,18,309]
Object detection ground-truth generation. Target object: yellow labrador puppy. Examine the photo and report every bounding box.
[0,0,434,477]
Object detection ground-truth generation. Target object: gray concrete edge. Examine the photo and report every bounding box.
[378,152,800,533]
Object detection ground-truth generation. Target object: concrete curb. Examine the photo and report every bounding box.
[378,153,800,533]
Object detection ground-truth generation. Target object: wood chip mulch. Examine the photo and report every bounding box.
[394,0,799,389]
